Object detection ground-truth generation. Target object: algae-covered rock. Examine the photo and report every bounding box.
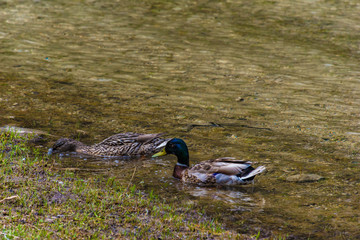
[286,174,324,183]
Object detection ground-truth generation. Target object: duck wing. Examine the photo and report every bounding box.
[89,132,170,156]
[188,157,253,175]
[97,132,164,146]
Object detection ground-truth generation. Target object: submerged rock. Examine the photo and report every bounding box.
[235,97,244,102]
[286,174,324,183]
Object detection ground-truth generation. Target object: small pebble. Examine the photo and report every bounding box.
[286,174,324,183]
[44,217,56,223]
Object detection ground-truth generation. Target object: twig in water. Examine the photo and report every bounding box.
[0,195,19,203]
[126,167,137,191]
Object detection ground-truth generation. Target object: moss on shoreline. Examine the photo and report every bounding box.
[0,131,252,239]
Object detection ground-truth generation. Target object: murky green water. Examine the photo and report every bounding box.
[1,0,360,238]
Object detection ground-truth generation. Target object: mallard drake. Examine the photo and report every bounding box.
[152,138,265,185]
[48,132,170,157]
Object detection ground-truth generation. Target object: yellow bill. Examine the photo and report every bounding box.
[152,148,167,157]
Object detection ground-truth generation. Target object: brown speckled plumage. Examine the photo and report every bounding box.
[49,132,170,157]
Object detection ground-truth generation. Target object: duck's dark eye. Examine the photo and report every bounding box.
[54,140,66,148]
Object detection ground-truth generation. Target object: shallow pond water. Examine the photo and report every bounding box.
[1,0,360,238]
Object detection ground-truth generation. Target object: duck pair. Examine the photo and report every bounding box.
[48,132,266,186]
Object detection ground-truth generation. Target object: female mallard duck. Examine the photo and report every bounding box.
[48,132,170,157]
[152,138,265,185]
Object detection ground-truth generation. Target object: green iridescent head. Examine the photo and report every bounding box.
[152,138,189,166]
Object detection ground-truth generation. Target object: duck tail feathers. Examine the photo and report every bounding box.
[240,166,266,180]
